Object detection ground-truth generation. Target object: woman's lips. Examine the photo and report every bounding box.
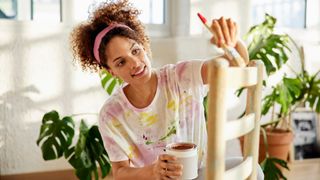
[132,66,146,77]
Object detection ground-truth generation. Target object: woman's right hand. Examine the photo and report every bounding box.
[152,154,183,180]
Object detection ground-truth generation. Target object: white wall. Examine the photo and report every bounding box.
[0,20,109,174]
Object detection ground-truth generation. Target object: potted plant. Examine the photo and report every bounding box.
[244,14,320,179]
[36,111,111,180]
[36,70,121,180]
[259,69,320,179]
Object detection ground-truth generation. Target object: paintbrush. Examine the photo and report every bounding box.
[197,12,245,67]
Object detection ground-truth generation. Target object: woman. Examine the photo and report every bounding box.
[70,0,261,179]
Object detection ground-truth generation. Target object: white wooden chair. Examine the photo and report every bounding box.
[206,58,264,180]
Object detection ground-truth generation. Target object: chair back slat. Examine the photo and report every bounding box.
[225,113,255,141]
[225,156,253,180]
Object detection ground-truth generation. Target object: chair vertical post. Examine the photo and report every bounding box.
[206,59,229,180]
[244,61,264,180]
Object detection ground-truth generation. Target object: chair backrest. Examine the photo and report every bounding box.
[206,58,264,180]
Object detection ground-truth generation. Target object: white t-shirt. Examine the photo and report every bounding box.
[99,60,208,168]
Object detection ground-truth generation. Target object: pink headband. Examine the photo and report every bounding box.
[93,24,132,64]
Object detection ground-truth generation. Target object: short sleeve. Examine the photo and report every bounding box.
[98,112,128,162]
[175,60,207,97]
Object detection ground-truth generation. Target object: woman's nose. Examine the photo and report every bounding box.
[129,58,139,69]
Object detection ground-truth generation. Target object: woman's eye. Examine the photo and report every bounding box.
[117,59,125,67]
[132,48,140,55]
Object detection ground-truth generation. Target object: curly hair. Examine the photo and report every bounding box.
[70,0,151,72]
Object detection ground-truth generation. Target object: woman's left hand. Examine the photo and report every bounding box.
[209,17,249,66]
[210,17,237,48]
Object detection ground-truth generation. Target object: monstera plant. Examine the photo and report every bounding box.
[243,14,293,180]
[36,111,111,180]
[36,69,122,180]
[244,14,320,180]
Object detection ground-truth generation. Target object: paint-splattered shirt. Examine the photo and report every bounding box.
[99,60,208,168]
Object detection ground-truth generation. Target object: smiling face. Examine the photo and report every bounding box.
[104,36,152,86]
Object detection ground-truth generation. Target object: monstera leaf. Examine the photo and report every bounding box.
[304,70,320,113]
[260,157,290,180]
[36,110,75,160]
[262,71,320,120]
[99,69,123,95]
[244,14,290,76]
[37,112,111,180]
[68,121,111,180]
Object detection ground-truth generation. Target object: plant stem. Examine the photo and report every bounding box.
[261,118,281,128]
[70,113,98,118]
[261,128,270,158]
[288,35,305,72]
[271,102,275,128]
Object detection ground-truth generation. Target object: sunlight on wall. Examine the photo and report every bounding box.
[0,20,107,174]
[0,124,4,149]
[190,0,202,35]
[306,0,320,28]
[24,32,66,102]
[303,44,320,74]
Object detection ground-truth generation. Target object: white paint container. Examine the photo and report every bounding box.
[166,142,198,179]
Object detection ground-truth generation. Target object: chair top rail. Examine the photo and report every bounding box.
[227,67,257,89]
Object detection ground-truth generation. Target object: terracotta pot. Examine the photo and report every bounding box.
[259,129,293,163]
[239,128,293,163]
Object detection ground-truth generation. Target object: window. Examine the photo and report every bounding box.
[31,0,62,22]
[0,0,17,19]
[252,0,307,28]
[75,0,166,24]
[132,0,165,24]
[0,0,62,22]
[74,0,168,36]
[0,0,170,36]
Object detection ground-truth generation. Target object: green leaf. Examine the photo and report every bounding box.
[107,79,117,95]
[67,123,111,179]
[75,121,89,157]
[64,147,75,159]
[316,98,320,113]
[99,69,123,95]
[283,77,302,98]
[276,84,292,115]
[93,167,99,180]
[75,168,91,180]
[36,110,75,160]
[245,14,291,76]
[261,89,276,115]
[41,138,58,160]
[235,87,245,97]
[261,157,289,180]
[99,69,112,87]
[308,95,317,108]
[97,155,111,178]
